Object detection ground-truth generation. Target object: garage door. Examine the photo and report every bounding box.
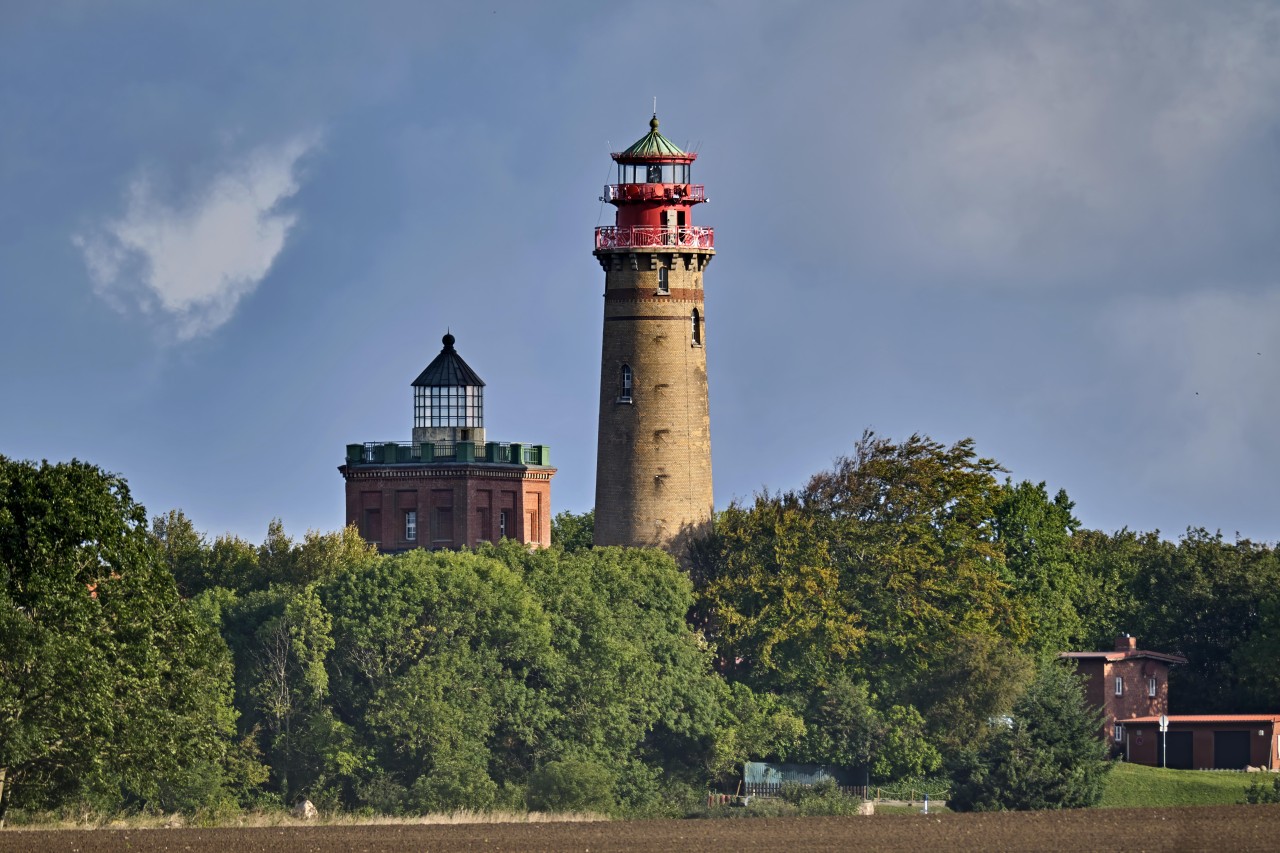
[1162,731,1193,769]
[1214,731,1251,769]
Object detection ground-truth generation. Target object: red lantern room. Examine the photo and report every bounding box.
[595,114,714,251]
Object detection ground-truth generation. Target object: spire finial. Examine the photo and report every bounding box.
[651,97,659,131]
[442,330,455,348]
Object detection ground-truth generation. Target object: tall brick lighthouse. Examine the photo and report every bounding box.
[593,115,715,553]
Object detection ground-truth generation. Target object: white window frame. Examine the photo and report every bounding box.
[404,509,417,542]
[499,510,508,539]
[1115,676,1124,696]
[657,266,669,294]
[1148,677,1157,698]
[1114,724,1124,743]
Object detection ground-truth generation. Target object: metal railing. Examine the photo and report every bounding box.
[347,441,548,466]
[595,225,715,250]
[743,783,869,800]
[603,184,706,203]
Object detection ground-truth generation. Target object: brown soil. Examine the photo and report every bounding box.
[3,805,1279,852]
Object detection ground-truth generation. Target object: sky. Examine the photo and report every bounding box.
[3,0,1279,545]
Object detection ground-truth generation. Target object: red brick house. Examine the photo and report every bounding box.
[339,333,555,551]
[1059,634,1186,746]
[1118,715,1280,770]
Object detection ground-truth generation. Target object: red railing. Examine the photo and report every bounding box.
[595,225,715,250]
[604,184,706,203]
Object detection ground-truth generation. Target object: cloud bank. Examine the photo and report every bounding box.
[75,135,316,340]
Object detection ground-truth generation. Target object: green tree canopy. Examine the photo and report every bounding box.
[949,661,1110,811]
[0,458,236,823]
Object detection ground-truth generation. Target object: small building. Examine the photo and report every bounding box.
[1059,634,1187,746]
[1118,715,1280,770]
[339,333,556,551]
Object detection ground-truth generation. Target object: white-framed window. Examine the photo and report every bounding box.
[1148,677,1157,698]
[1115,676,1124,696]
[499,510,508,539]
[1114,724,1124,742]
[618,364,633,402]
[657,266,669,294]
[404,510,417,542]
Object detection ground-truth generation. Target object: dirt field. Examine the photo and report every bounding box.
[3,805,1279,852]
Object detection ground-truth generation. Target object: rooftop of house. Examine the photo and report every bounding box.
[1059,633,1188,665]
[1120,714,1280,725]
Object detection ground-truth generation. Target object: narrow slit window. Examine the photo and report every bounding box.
[691,309,702,345]
[1115,676,1124,696]
[1148,677,1157,698]
[657,266,669,294]
[619,364,633,401]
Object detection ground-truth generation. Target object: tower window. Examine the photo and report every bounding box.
[657,267,669,294]
[691,309,702,345]
[1115,676,1124,696]
[619,364,633,402]
[1148,677,1158,698]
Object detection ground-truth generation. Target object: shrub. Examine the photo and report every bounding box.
[526,759,616,814]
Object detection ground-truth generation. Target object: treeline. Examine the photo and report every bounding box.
[4,433,1280,820]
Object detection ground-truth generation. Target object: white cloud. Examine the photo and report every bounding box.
[75,135,317,340]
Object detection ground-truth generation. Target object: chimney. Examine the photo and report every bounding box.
[1115,633,1137,652]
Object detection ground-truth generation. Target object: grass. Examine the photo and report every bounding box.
[1099,761,1267,808]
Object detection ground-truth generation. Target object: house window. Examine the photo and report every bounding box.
[1114,724,1123,742]
[1115,676,1124,696]
[619,364,633,402]
[691,309,702,345]
[657,266,669,294]
[404,510,417,542]
[499,510,508,539]
[1148,677,1157,698]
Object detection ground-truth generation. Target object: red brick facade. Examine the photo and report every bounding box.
[1120,716,1280,770]
[1062,635,1182,744]
[339,462,554,552]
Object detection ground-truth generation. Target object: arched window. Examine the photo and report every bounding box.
[691,309,702,345]
[657,266,669,294]
[619,364,633,402]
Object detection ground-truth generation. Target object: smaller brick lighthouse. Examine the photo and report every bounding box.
[340,333,555,551]
[593,115,715,554]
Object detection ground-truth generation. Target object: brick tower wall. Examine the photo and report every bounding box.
[593,248,714,554]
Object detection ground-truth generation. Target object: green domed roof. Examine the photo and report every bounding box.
[620,115,686,158]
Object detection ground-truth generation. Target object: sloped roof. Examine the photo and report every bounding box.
[411,333,485,388]
[619,115,687,158]
[1120,715,1280,724]
[1060,650,1188,665]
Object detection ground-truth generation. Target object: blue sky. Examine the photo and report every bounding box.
[3,1,1280,543]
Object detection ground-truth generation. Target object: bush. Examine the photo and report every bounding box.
[778,780,864,816]
[526,759,616,814]
[1243,776,1280,804]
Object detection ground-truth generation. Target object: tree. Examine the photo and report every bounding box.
[949,662,1110,811]
[693,431,1027,701]
[994,481,1084,655]
[551,509,594,553]
[0,458,236,823]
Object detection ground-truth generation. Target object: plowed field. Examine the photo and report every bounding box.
[3,805,1278,852]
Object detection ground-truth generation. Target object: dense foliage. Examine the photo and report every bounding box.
[948,663,1110,811]
[6,430,1280,820]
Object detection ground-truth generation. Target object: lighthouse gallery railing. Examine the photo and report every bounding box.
[595,225,715,250]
